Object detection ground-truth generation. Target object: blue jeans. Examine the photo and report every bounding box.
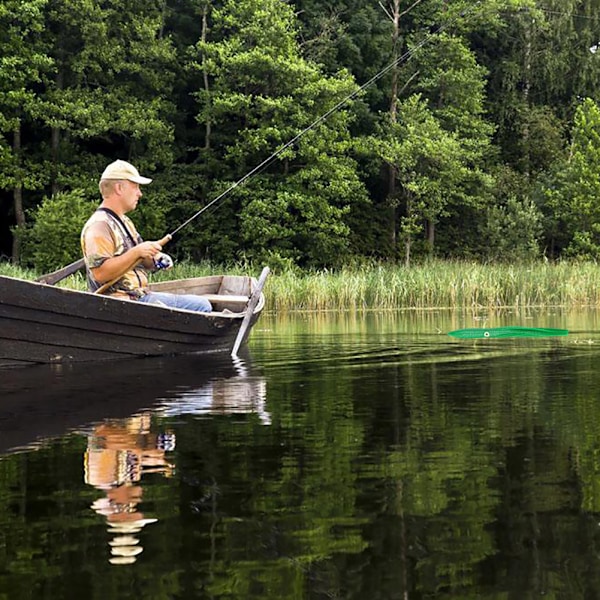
[138,291,212,313]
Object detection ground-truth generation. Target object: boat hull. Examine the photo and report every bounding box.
[0,274,264,366]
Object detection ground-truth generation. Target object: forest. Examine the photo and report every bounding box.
[1,0,600,272]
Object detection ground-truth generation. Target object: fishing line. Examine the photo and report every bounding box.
[168,0,485,238]
[535,7,600,22]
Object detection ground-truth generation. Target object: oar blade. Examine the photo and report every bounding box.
[448,326,569,339]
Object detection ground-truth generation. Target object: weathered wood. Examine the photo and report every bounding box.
[0,270,266,365]
[202,294,249,304]
[232,266,270,356]
[0,312,231,358]
[149,275,224,295]
[35,258,86,285]
[202,293,250,313]
[0,337,137,364]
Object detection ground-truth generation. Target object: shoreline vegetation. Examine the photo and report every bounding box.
[1,260,599,312]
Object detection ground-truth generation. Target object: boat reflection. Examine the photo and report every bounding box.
[0,352,269,565]
[154,360,270,424]
[76,355,268,565]
[0,351,268,454]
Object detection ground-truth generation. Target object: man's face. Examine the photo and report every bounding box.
[118,180,143,213]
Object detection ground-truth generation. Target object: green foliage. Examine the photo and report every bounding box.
[6,257,600,311]
[1,0,600,266]
[373,89,493,263]
[544,98,600,259]
[17,189,96,272]
[255,260,600,311]
[185,0,368,267]
[480,0,599,175]
[483,195,543,261]
[0,0,51,134]
[39,0,177,162]
[239,186,351,268]
[369,32,496,263]
[0,0,53,221]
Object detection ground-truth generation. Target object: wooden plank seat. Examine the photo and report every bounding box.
[201,294,250,313]
[202,294,249,305]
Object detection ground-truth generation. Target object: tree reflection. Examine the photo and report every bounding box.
[6,330,600,597]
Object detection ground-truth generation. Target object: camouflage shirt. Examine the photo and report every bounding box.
[81,209,149,299]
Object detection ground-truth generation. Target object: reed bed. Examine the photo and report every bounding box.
[264,261,600,312]
[2,259,600,311]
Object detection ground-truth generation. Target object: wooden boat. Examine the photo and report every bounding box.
[0,269,268,367]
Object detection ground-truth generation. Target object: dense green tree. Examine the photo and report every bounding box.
[19,190,95,272]
[479,0,600,175]
[3,0,179,265]
[2,0,600,266]
[293,0,391,101]
[0,0,53,261]
[185,0,369,268]
[408,34,496,253]
[373,96,460,265]
[39,0,177,170]
[372,34,495,264]
[544,98,600,259]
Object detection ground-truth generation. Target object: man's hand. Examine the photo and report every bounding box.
[136,241,163,260]
[92,241,161,283]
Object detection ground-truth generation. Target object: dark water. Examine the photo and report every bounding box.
[2,309,600,599]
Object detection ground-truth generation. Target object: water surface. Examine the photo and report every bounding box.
[1,309,600,598]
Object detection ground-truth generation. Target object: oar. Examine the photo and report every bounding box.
[448,326,569,339]
[94,234,172,295]
[231,266,270,357]
[36,258,86,285]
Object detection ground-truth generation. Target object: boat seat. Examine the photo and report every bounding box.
[202,294,249,305]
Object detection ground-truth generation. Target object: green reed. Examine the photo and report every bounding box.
[264,261,600,311]
[3,259,600,311]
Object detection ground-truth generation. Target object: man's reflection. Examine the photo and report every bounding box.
[83,367,269,565]
[84,413,175,565]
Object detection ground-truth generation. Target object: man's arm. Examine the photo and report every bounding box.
[91,241,162,284]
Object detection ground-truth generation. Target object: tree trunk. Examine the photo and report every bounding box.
[51,126,60,196]
[427,219,435,253]
[387,0,400,250]
[522,15,533,179]
[404,194,412,268]
[404,235,411,268]
[201,4,211,150]
[383,0,423,256]
[50,70,64,196]
[12,122,25,262]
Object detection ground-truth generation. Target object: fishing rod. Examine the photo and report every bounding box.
[167,0,485,239]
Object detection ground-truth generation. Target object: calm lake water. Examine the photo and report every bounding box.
[2,308,600,599]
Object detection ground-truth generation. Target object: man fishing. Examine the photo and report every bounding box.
[81,159,212,312]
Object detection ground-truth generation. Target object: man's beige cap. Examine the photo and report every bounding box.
[100,160,152,185]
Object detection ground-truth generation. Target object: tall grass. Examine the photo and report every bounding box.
[2,259,600,311]
[264,261,600,311]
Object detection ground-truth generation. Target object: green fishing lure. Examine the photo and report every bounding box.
[448,326,569,339]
